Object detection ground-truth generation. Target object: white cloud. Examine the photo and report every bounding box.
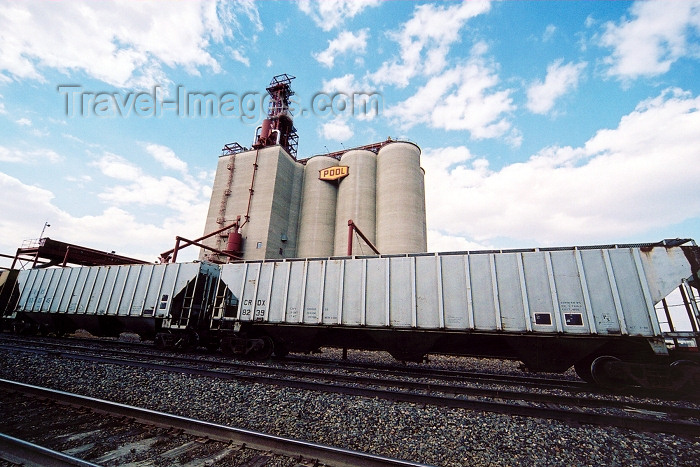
[0,148,214,265]
[543,24,557,42]
[585,15,596,29]
[0,146,62,163]
[230,0,263,32]
[0,94,6,114]
[313,29,368,68]
[0,171,207,265]
[30,128,49,138]
[319,117,354,141]
[15,118,32,126]
[370,0,491,87]
[144,143,189,175]
[298,0,380,31]
[423,88,700,246]
[427,230,491,253]
[320,73,381,118]
[321,74,364,93]
[385,44,514,140]
[0,0,260,88]
[91,152,206,215]
[230,49,250,67]
[91,153,140,181]
[61,133,102,149]
[65,174,93,185]
[527,60,587,115]
[601,0,700,79]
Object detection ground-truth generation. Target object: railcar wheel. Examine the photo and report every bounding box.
[12,319,35,336]
[591,355,628,388]
[154,333,168,349]
[11,320,23,335]
[255,336,274,360]
[273,342,289,358]
[574,357,595,384]
[221,338,235,356]
[670,360,699,393]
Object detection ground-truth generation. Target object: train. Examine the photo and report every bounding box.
[2,239,699,391]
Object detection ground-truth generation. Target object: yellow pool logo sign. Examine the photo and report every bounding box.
[319,166,349,181]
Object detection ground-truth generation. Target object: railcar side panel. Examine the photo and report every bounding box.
[286,261,305,323]
[218,243,698,340]
[322,260,342,324]
[8,262,219,336]
[469,254,499,331]
[365,258,387,327]
[268,262,288,323]
[341,259,364,326]
[440,254,470,329]
[609,249,654,335]
[522,252,556,332]
[579,250,619,333]
[495,253,527,332]
[415,255,440,329]
[303,260,323,324]
[550,250,590,334]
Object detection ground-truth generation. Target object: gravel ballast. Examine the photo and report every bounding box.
[1,347,698,466]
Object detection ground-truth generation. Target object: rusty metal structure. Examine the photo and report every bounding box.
[159,219,242,264]
[297,138,407,165]
[346,219,380,256]
[6,238,147,270]
[252,74,299,159]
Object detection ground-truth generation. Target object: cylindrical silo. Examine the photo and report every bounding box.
[297,156,339,257]
[334,150,377,256]
[376,142,427,254]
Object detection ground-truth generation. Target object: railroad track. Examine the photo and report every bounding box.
[2,341,699,437]
[1,333,695,402]
[0,379,429,467]
[0,334,653,397]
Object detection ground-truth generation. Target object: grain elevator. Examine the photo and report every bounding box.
[200,75,427,261]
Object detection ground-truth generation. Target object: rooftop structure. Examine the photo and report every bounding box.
[6,238,147,270]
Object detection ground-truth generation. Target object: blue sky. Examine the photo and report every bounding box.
[1,0,699,266]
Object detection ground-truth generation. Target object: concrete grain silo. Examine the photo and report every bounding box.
[376,142,427,254]
[297,156,339,257]
[198,76,428,262]
[200,146,303,261]
[334,150,377,255]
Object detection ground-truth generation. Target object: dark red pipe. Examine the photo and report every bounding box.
[346,220,380,256]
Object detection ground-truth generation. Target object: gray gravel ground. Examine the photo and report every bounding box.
[0,347,698,466]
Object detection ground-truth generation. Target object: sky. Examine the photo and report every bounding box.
[1,0,699,267]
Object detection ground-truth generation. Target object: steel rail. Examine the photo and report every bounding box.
[0,335,591,391]
[2,340,696,414]
[283,355,589,390]
[3,346,699,436]
[0,433,102,467]
[0,379,430,467]
[1,335,696,404]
